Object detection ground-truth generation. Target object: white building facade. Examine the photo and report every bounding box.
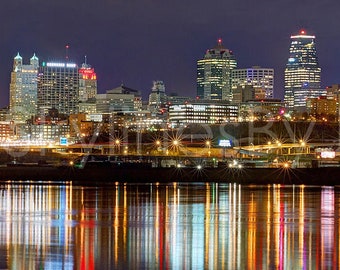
[232,66,274,99]
[9,53,39,122]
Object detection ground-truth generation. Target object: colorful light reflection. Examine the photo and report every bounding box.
[0,184,338,269]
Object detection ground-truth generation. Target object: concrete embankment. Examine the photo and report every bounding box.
[0,166,339,185]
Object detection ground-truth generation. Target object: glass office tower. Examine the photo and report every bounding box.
[37,62,79,116]
[197,39,237,101]
[284,30,324,111]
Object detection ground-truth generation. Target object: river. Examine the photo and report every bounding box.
[0,181,338,269]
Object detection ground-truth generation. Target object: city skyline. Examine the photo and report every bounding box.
[0,0,339,108]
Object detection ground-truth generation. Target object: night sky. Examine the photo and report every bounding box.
[0,0,339,108]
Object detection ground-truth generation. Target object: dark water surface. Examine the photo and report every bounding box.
[0,181,339,269]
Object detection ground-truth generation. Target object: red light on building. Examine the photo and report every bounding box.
[79,68,97,80]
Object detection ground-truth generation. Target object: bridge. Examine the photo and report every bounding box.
[234,141,340,158]
[0,140,339,160]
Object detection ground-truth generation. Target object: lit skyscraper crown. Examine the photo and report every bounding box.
[284,29,324,110]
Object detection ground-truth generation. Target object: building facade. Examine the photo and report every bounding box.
[197,39,237,101]
[15,123,70,142]
[0,121,15,141]
[148,81,167,114]
[326,84,340,117]
[306,96,337,119]
[232,66,274,99]
[78,62,97,102]
[239,99,285,121]
[284,30,324,111]
[37,62,79,116]
[232,85,255,104]
[9,53,39,122]
[96,85,142,113]
[168,100,238,127]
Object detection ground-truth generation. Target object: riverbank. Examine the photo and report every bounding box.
[0,165,339,185]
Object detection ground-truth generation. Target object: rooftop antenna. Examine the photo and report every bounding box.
[65,44,69,61]
[84,55,87,65]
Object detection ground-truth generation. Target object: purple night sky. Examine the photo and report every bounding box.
[0,0,339,108]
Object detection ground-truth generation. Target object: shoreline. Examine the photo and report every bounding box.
[0,166,339,186]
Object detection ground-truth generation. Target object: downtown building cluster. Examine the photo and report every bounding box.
[0,29,339,144]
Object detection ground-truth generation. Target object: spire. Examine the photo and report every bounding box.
[30,53,39,61]
[215,38,225,49]
[81,55,91,68]
[65,44,69,61]
[30,53,39,68]
[14,52,22,60]
[13,52,22,71]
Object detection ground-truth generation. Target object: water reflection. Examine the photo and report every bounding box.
[0,182,339,269]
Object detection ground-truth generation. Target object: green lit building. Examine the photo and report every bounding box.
[197,39,237,101]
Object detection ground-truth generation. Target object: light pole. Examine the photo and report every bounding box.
[206,140,211,157]
[276,140,282,155]
[154,139,162,156]
[173,139,179,156]
[115,139,120,154]
[250,143,254,160]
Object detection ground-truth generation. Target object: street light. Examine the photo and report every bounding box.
[115,139,120,154]
[300,140,306,154]
[153,139,162,155]
[276,140,282,155]
[205,140,211,157]
[172,139,179,156]
[273,158,278,168]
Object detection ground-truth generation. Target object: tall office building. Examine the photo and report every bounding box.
[197,39,237,101]
[232,66,274,99]
[9,53,39,122]
[96,85,142,113]
[37,61,79,115]
[284,30,324,111]
[148,80,166,113]
[78,60,97,102]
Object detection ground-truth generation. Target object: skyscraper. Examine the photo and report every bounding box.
[148,80,166,113]
[78,60,97,102]
[9,53,39,122]
[284,30,324,111]
[197,39,237,101]
[37,61,79,115]
[231,66,274,99]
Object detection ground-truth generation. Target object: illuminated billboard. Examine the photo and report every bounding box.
[60,137,68,146]
[219,139,232,147]
[320,151,335,159]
